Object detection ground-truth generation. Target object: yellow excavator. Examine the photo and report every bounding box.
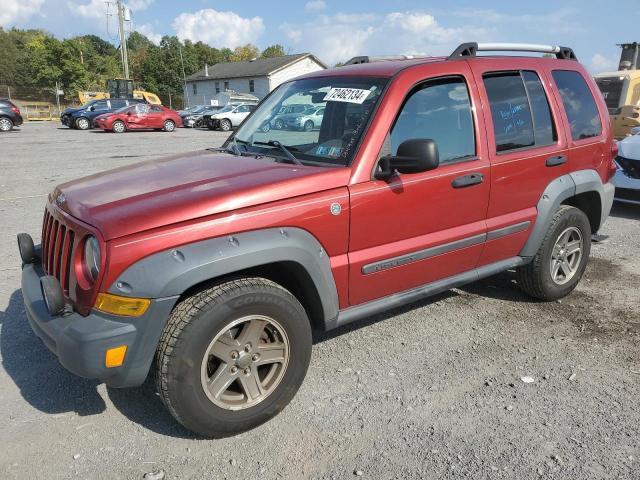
[594,43,640,139]
[78,78,161,105]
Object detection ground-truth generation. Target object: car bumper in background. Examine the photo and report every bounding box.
[21,260,177,388]
[612,169,640,205]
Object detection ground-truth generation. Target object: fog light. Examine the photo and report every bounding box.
[17,233,36,264]
[105,345,127,368]
[94,292,150,317]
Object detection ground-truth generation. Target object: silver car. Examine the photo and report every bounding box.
[613,127,640,205]
[286,106,325,131]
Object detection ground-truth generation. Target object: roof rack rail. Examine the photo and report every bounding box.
[449,42,577,61]
[344,55,432,65]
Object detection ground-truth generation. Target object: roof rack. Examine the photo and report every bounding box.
[449,42,577,61]
[344,55,432,65]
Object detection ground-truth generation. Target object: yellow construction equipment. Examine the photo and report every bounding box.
[594,43,640,139]
[78,78,161,105]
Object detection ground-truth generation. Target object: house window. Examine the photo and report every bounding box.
[215,82,220,94]
[192,83,197,95]
[249,79,255,92]
[224,81,229,91]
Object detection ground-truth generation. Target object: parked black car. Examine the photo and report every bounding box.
[0,98,24,132]
[60,98,145,130]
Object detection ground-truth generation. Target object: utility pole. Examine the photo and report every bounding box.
[116,0,130,79]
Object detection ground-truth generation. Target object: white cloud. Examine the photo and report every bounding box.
[69,0,108,19]
[305,1,326,13]
[136,23,161,45]
[0,0,45,26]
[127,0,153,11]
[282,11,487,65]
[173,9,264,49]
[589,53,618,73]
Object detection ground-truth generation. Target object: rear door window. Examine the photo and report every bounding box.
[483,71,558,152]
[552,70,602,141]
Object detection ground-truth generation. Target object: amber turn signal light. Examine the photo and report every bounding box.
[105,345,128,368]
[94,292,150,317]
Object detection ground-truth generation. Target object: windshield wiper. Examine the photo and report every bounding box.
[253,140,302,165]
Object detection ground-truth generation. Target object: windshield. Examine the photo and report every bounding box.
[233,76,388,166]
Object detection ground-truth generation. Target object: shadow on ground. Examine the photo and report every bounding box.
[0,288,195,438]
[610,201,640,220]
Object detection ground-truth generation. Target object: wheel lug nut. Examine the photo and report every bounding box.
[244,367,251,375]
[230,351,239,359]
[244,344,251,353]
[230,366,238,374]
[252,354,259,362]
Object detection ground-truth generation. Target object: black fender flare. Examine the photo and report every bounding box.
[108,227,340,324]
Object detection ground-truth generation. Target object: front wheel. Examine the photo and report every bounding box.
[155,278,312,438]
[303,120,314,132]
[219,119,232,131]
[517,205,591,301]
[75,117,90,130]
[112,120,126,133]
[163,119,176,132]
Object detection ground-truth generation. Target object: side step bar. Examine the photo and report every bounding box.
[328,256,527,331]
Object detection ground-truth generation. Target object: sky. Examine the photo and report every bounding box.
[0,0,638,71]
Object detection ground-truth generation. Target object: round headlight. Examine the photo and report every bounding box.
[84,236,101,282]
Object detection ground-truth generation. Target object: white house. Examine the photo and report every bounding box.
[184,53,327,105]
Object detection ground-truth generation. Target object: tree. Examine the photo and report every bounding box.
[261,44,286,58]
[230,44,260,62]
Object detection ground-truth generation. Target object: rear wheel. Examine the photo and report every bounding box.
[0,117,14,132]
[112,120,126,133]
[274,119,284,130]
[517,205,591,301]
[303,120,314,132]
[163,119,176,132]
[155,278,312,438]
[75,117,90,130]
[219,119,232,131]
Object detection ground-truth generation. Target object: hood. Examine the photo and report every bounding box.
[63,106,86,115]
[618,134,640,160]
[53,150,350,240]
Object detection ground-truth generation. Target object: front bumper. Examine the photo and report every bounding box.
[21,261,178,387]
[612,170,640,205]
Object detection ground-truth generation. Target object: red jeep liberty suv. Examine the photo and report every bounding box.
[18,43,616,437]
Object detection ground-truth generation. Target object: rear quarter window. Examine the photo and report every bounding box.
[552,70,602,141]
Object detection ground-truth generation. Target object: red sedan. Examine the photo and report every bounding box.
[94,104,183,133]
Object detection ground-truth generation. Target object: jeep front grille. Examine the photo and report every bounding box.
[41,209,76,294]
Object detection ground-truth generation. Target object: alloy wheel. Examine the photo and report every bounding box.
[164,120,175,132]
[0,118,13,131]
[200,315,290,411]
[112,121,125,133]
[550,226,583,285]
[76,118,90,130]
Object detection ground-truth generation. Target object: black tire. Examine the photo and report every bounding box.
[163,119,176,132]
[261,122,271,132]
[75,117,90,130]
[0,117,13,132]
[517,205,591,301]
[112,120,126,133]
[219,119,232,131]
[303,120,314,132]
[274,119,284,130]
[155,277,312,438]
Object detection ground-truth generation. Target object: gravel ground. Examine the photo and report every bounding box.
[1,122,639,480]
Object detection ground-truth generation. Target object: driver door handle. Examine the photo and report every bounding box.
[452,173,484,188]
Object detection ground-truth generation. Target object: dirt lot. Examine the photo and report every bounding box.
[1,122,639,479]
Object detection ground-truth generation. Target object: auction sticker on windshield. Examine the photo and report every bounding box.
[323,88,371,104]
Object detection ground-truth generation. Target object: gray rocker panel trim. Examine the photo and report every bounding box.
[329,256,526,330]
[519,169,612,258]
[109,227,340,323]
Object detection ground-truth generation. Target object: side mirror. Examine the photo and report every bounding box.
[89,106,95,112]
[375,139,439,181]
[127,111,132,116]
